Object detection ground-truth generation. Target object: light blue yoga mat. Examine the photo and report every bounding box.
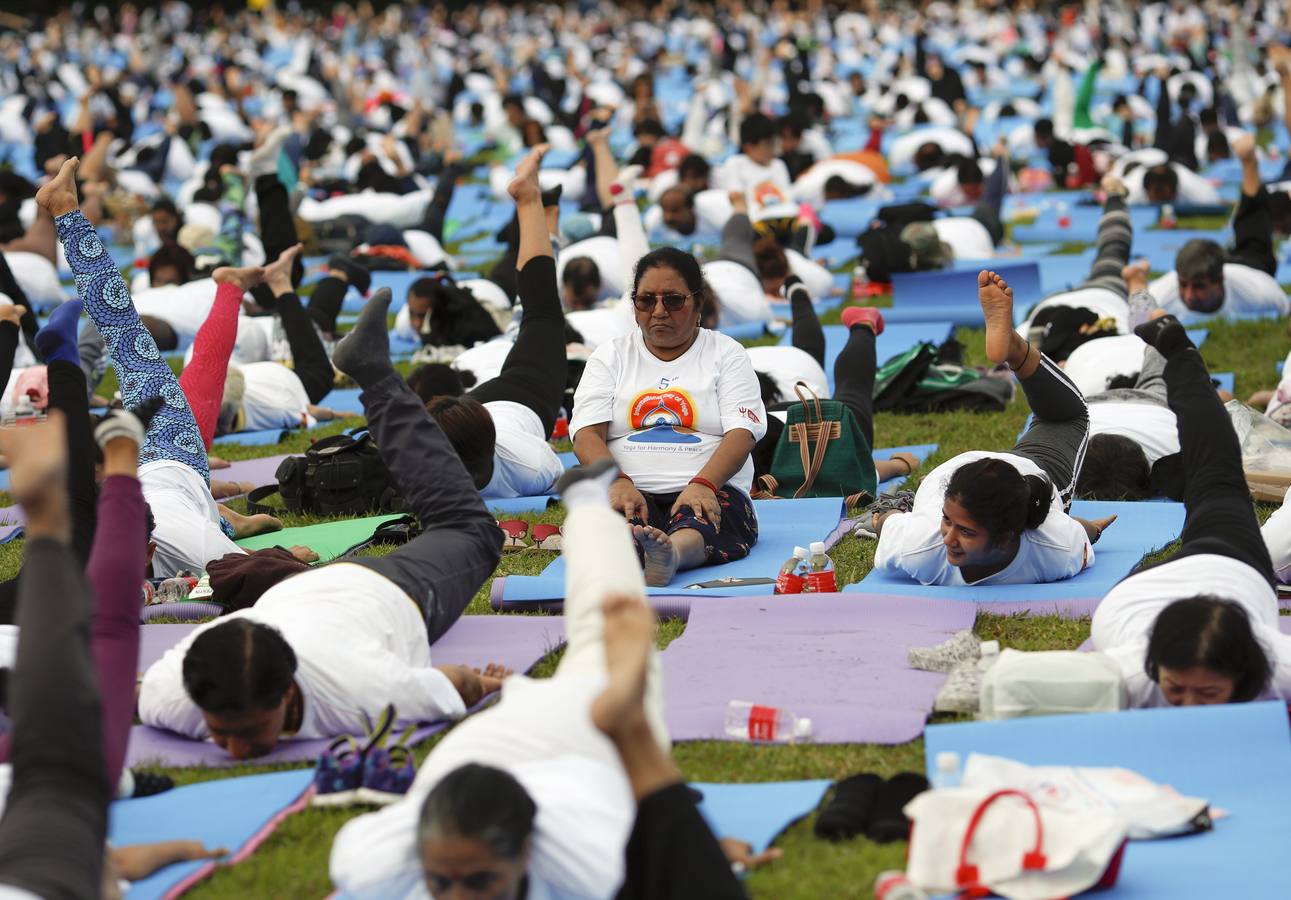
[924,702,1291,900]
[211,393,366,447]
[1010,205,1160,244]
[876,444,939,494]
[694,780,833,853]
[490,495,557,515]
[776,322,957,391]
[499,496,845,601]
[719,320,770,341]
[954,252,1097,297]
[113,770,313,900]
[846,499,1186,614]
[891,263,1043,310]
[1212,372,1235,393]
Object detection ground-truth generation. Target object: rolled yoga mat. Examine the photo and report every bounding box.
[924,701,1291,900]
[660,593,977,744]
[126,612,567,768]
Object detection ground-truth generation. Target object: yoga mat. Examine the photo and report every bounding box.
[663,594,977,744]
[693,780,833,853]
[489,494,556,515]
[139,623,201,671]
[234,514,405,561]
[212,427,288,447]
[212,454,289,489]
[776,322,956,391]
[924,702,1291,899]
[953,252,1097,297]
[719,320,770,341]
[1010,205,1161,244]
[847,500,1186,615]
[891,263,1043,310]
[113,770,314,900]
[498,496,846,603]
[322,388,365,415]
[1212,372,1235,393]
[126,613,567,768]
[876,443,939,494]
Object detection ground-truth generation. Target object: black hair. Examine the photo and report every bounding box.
[632,246,705,297]
[425,394,497,489]
[739,113,777,150]
[1111,94,1130,112]
[1198,107,1219,129]
[207,143,241,172]
[182,619,298,714]
[1177,82,1198,112]
[659,185,694,209]
[1076,433,1152,500]
[1176,238,1225,284]
[1033,118,1054,142]
[418,764,536,859]
[912,141,945,172]
[561,257,602,304]
[756,370,782,407]
[944,458,1052,541]
[779,113,808,138]
[1206,131,1231,160]
[407,363,466,403]
[1268,191,1291,235]
[823,175,870,200]
[999,102,1017,118]
[894,94,910,112]
[501,93,525,111]
[956,157,983,186]
[1143,164,1179,198]
[633,118,665,139]
[1145,597,1273,702]
[678,154,711,181]
[151,197,180,218]
[148,242,196,285]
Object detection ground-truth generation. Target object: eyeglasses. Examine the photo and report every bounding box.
[632,291,694,312]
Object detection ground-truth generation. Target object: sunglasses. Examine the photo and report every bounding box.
[632,291,694,312]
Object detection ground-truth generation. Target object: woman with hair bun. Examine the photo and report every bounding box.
[873,271,1116,586]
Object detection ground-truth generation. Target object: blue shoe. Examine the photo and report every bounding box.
[356,723,418,806]
[311,735,365,807]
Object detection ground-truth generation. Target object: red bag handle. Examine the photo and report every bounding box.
[955,788,1048,897]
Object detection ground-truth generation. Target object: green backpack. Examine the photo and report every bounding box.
[874,342,1013,413]
[755,382,877,507]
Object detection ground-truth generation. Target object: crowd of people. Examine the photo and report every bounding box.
[0,0,1290,896]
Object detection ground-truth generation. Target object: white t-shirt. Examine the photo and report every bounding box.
[570,328,767,495]
[745,345,829,402]
[140,460,245,577]
[1087,401,1180,465]
[131,278,221,346]
[139,563,466,741]
[786,250,836,298]
[482,400,564,498]
[240,362,312,432]
[4,251,64,309]
[1124,163,1221,205]
[1022,287,1129,335]
[712,154,793,209]
[704,259,774,327]
[1061,334,1148,396]
[1261,487,1291,584]
[1150,264,1289,321]
[874,451,1092,586]
[934,217,996,260]
[789,159,879,207]
[330,675,633,900]
[1091,554,1291,707]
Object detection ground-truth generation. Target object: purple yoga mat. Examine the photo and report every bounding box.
[126,613,567,769]
[211,454,290,492]
[661,592,976,744]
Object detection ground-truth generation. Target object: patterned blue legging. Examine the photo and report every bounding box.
[56,210,211,483]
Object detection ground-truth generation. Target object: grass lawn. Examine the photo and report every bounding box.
[11,285,1287,896]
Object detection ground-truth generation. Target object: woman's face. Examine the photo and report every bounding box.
[633,265,701,354]
[421,834,527,900]
[940,497,1014,571]
[1157,665,1237,706]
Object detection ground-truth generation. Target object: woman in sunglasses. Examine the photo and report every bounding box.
[569,244,767,586]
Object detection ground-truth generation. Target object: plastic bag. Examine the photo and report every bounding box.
[1226,399,1291,474]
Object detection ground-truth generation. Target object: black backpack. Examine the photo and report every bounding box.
[246,428,407,518]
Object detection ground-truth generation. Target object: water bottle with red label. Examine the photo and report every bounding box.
[802,541,836,593]
[774,546,809,594]
[724,700,812,743]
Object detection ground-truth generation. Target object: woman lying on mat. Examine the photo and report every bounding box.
[569,244,767,587]
[138,290,506,760]
[1091,316,1291,707]
[330,462,758,899]
[872,271,1116,586]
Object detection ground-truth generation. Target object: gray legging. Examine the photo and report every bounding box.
[1010,352,1091,510]
[1070,195,1132,300]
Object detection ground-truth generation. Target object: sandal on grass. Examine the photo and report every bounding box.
[497,519,530,549]
[531,523,563,551]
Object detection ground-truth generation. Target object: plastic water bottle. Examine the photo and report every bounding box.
[775,546,809,594]
[874,871,930,900]
[932,751,962,789]
[802,541,836,593]
[724,700,812,743]
[13,394,37,427]
[1159,203,1177,229]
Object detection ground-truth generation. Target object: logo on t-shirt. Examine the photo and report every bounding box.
[738,405,761,425]
[627,388,701,444]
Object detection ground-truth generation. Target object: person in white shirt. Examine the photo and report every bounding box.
[425,148,567,500]
[711,113,794,212]
[571,244,767,586]
[139,286,505,760]
[1147,134,1288,321]
[874,271,1115,586]
[1091,315,1291,707]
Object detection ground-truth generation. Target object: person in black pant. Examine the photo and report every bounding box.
[257,247,338,409]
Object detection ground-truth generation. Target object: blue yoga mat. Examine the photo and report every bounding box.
[876,444,939,494]
[891,263,1043,310]
[719,320,770,341]
[768,295,843,320]
[924,702,1291,899]
[1010,206,1160,244]
[323,388,365,415]
[499,496,845,601]
[1133,230,1234,273]
[955,252,1097,297]
[694,780,833,853]
[213,428,288,447]
[489,495,557,515]
[1212,372,1235,393]
[113,769,313,900]
[847,499,1185,610]
[776,322,956,392]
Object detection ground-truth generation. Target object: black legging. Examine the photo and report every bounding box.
[418,163,465,242]
[786,286,874,445]
[0,361,99,625]
[468,257,567,437]
[1162,338,1277,585]
[0,253,43,360]
[249,174,305,310]
[271,290,335,405]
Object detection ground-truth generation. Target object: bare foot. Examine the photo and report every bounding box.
[208,454,230,469]
[1232,132,1256,163]
[633,524,679,587]
[219,505,283,539]
[35,157,80,217]
[1100,172,1128,197]
[209,480,256,500]
[507,144,550,204]
[262,242,303,294]
[212,263,266,292]
[0,305,27,328]
[978,270,1019,366]
[590,594,656,739]
[889,451,919,473]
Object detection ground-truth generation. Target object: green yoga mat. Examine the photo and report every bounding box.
[235,514,405,561]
